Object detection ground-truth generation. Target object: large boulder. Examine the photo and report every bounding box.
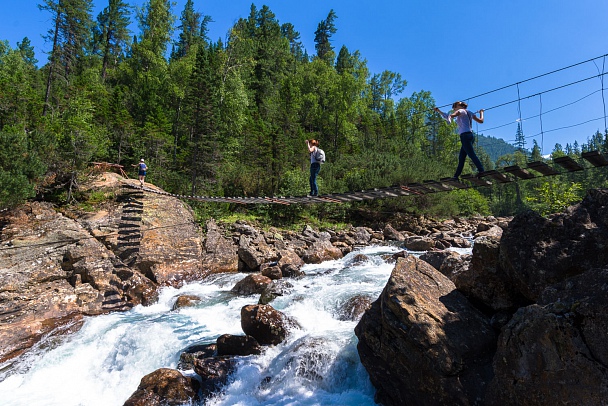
[216,334,262,356]
[81,174,207,286]
[404,236,435,251]
[277,250,304,274]
[383,223,405,241]
[0,173,211,364]
[485,268,608,405]
[0,201,152,364]
[123,368,199,406]
[231,274,273,296]
[177,343,216,370]
[419,250,460,272]
[193,357,237,398]
[499,189,608,301]
[355,255,496,406]
[201,219,238,274]
[451,235,522,311]
[301,240,343,264]
[240,304,291,345]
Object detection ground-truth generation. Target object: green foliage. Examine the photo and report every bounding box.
[0,130,46,208]
[448,188,491,217]
[526,180,583,216]
[77,189,116,211]
[1,1,605,223]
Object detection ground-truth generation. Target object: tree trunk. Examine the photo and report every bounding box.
[43,11,61,116]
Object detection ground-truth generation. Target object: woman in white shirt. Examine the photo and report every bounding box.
[435,101,485,180]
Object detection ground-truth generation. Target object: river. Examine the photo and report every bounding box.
[0,244,469,405]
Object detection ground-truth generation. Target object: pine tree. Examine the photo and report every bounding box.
[17,37,38,66]
[183,45,219,195]
[39,0,94,115]
[171,0,210,60]
[514,122,525,152]
[94,0,131,80]
[112,0,176,186]
[314,10,337,65]
[281,23,305,63]
[530,139,542,161]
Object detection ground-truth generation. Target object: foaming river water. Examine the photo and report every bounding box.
[0,244,469,406]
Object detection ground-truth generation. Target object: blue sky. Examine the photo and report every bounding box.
[2,0,608,154]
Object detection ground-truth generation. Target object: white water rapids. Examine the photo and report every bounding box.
[0,244,471,405]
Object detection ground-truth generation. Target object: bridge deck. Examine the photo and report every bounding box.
[124,150,607,205]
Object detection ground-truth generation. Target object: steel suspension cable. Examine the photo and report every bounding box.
[435,53,608,110]
[539,93,544,155]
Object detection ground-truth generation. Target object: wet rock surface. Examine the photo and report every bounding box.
[123,368,199,406]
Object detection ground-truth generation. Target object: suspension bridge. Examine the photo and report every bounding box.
[124,150,608,205]
[122,53,608,205]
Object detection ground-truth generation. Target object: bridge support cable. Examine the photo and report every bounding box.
[123,150,608,205]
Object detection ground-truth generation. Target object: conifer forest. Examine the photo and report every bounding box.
[1,0,606,222]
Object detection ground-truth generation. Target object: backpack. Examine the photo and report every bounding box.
[314,148,326,163]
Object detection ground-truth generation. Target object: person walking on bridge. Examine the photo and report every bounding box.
[434,101,485,180]
[132,158,148,187]
[306,139,321,196]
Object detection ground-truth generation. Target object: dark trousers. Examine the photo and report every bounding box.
[309,162,321,195]
[454,131,484,178]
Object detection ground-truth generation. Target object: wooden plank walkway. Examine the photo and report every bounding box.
[123,150,607,205]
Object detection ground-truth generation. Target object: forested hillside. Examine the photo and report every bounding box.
[0,0,606,221]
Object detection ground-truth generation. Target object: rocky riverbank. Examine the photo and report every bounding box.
[0,172,496,367]
[13,171,591,405]
[355,188,608,406]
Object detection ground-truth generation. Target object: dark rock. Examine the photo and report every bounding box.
[353,227,372,245]
[433,239,451,250]
[193,357,236,399]
[123,368,199,406]
[474,225,503,239]
[277,250,304,274]
[232,221,257,236]
[419,250,460,272]
[336,295,373,321]
[301,240,343,264]
[451,236,521,311]
[404,236,435,251]
[216,334,262,356]
[355,256,496,406]
[237,246,264,272]
[231,274,273,296]
[485,299,608,404]
[383,224,405,241]
[438,253,470,279]
[202,219,238,274]
[241,304,291,345]
[258,280,294,305]
[348,253,370,266]
[391,250,408,261]
[499,189,608,301]
[171,295,201,311]
[177,343,216,370]
[260,265,282,280]
[282,264,305,278]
